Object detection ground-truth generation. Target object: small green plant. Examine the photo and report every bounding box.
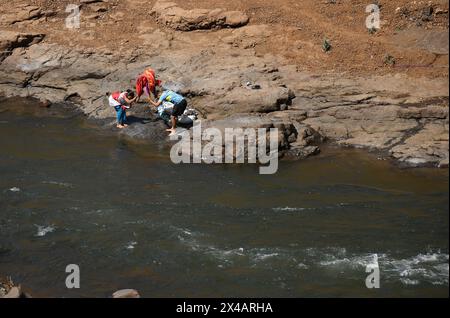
[322,38,332,52]
[383,54,396,66]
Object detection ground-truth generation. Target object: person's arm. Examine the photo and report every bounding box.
[150,91,166,108]
[147,95,154,104]
[123,95,137,106]
[146,84,158,104]
[149,99,162,108]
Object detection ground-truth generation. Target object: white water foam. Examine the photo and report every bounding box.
[172,225,448,286]
[319,253,382,269]
[34,225,56,237]
[126,241,138,250]
[318,249,449,286]
[385,252,449,286]
[400,278,420,285]
[273,207,308,212]
[272,203,353,213]
[42,181,73,188]
[174,226,247,264]
[254,253,280,261]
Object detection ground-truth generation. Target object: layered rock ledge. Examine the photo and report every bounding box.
[151,0,249,31]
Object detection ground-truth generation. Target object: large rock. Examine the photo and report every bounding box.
[284,121,323,159]
[0,4,43,25]
[397,105,448,119]
[201,113,275,132]
[390,122,449,167]
[205,85,294,117]
[0,43,137,118]
[199,113,323,160]
[0,31,44,62]
[151,0,249,31]
[112,289,140,298]
[2,286,21,298]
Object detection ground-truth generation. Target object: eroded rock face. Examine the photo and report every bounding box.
[298,86,449,167]
[0,31,44,62]
[0,4,44,25]
[151,0,249,31]
[390,122,449,167]
[198,113,324,161]
[0,43,143,118]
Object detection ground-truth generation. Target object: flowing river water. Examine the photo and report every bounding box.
[0,99,448,297]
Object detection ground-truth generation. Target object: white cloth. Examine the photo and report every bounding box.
[109,95,121,107]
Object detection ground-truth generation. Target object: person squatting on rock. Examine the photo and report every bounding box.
[150,89,187,135]
[108,89,137,129]
[135,68,161,104]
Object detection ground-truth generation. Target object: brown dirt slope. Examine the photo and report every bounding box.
[1,0,448,78]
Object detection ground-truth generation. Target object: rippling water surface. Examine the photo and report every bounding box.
[0,100,448,297]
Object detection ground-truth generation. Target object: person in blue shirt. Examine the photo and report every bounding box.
[150,90,188,135]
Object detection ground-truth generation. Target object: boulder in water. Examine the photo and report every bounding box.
[112,289,140,298]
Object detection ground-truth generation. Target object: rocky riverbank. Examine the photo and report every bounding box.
[0,277,31,298]
[0,0,448,167]
[1,276,141,298]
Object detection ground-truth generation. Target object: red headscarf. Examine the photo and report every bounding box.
[136,68,161,97]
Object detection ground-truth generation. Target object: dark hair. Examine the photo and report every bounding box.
[126,89,135,99]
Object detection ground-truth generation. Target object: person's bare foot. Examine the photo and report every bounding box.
[166,128,176,135]
[117,124,125,129]
[123,124,129,127]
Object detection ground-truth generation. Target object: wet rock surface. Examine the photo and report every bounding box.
[119,119,169,141]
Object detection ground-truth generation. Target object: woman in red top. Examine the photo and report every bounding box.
[135,68,161,103]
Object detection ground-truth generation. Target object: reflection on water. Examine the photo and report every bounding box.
[0,100,448,297]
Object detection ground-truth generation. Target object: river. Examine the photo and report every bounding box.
[0,99,448,297]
